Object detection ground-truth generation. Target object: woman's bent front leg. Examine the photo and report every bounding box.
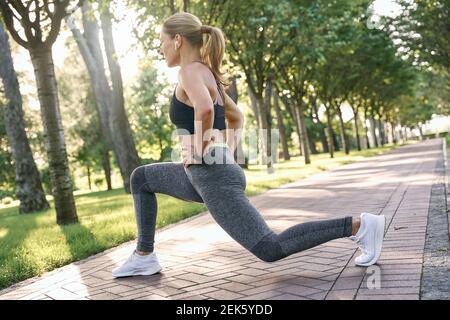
[130,162,203,253]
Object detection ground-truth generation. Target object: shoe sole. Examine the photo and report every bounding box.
[355,215,385,267]
[112,265,162,278]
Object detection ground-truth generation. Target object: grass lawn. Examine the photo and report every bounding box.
[0,140,417,290]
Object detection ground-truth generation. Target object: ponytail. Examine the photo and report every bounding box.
[200,25,228,89]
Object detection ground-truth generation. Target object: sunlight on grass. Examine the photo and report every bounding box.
[0,141,414,290]
[0,228,8,239]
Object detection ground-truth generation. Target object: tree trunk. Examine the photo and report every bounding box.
[0,25,50,213]
[379,119,385,146]
[418,125,424,141]
[226,78,248,168]
[351,106,361,151]
[376,112,385,146]
[158,137,164,161]
[100,2,141,192]
[29,46,78,225]
[335,102,349,154]
[256,94,270,169]
[256,80,274,173]
[273,90,290,161]
[280,94,303,157]
[248,87,261,160]
[325,105,335,158]
[398,123,404,142]
[321,127,329,153]
[332,126,340,151]
[102,148,112,190]
[248,87,260,128]
[87,164,92,190]
[310,96,328,153]
[295,99,310,164]
[389,121,397,144]
[363,107,370,149]
[370,114,378,147]
[307,116,318,155]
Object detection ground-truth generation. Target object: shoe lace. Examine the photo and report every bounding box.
[349,235,368,255]
[124,251,137,264]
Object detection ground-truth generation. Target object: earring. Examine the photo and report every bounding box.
[174,43,178,50]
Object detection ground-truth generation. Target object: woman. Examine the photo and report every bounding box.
[112,12,385,278]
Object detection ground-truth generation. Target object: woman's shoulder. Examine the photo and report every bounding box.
[178,62,216,91]
[179,62,210,80]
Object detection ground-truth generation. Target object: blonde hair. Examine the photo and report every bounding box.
[162,12,228,89]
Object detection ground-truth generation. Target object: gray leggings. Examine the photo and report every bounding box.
[130,145,353,262]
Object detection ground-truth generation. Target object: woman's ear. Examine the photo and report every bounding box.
[174,34,182,50]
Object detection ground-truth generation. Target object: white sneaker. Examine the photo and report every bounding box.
[349,213,386,267]
[112,250,162,278]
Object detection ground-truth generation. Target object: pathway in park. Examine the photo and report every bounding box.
[0,138,448,300]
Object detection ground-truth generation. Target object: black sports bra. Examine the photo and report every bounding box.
[169,64,226,135]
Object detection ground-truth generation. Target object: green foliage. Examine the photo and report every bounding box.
[393,0,449,70]
[385,0,449,121]
[127,59,175,162]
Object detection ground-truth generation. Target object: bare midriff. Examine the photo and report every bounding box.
[179,128,227,160]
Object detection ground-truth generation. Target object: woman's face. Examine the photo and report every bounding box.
[159,30,179,68]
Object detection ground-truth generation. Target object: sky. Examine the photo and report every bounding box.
[370,0,403,17]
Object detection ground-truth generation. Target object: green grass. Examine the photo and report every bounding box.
[0,140,417,290]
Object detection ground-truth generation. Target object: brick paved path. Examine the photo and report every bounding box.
[0,139,444,300]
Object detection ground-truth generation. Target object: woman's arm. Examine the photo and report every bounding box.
[179,65,214,163]
[223,91,244,154]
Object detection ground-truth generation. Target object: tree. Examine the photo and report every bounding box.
[0,0,80,224]
[279,1,335,161]
[313,1,370,155]
[382,0,449,126]
[207,0,299,171]
[0,22,49,213]
[273,88,290,160]
[98,0,140,190]
[67,0,140,193]
[56,39,112,191]
[393,0,449,71]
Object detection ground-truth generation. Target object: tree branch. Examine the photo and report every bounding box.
[65,13,97,72]
[0,2,29,48]
[45,0,80,45]
[7,0,35,43]
[43,0,55,20]
[32,0,43,42]
[8,1,27,17]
